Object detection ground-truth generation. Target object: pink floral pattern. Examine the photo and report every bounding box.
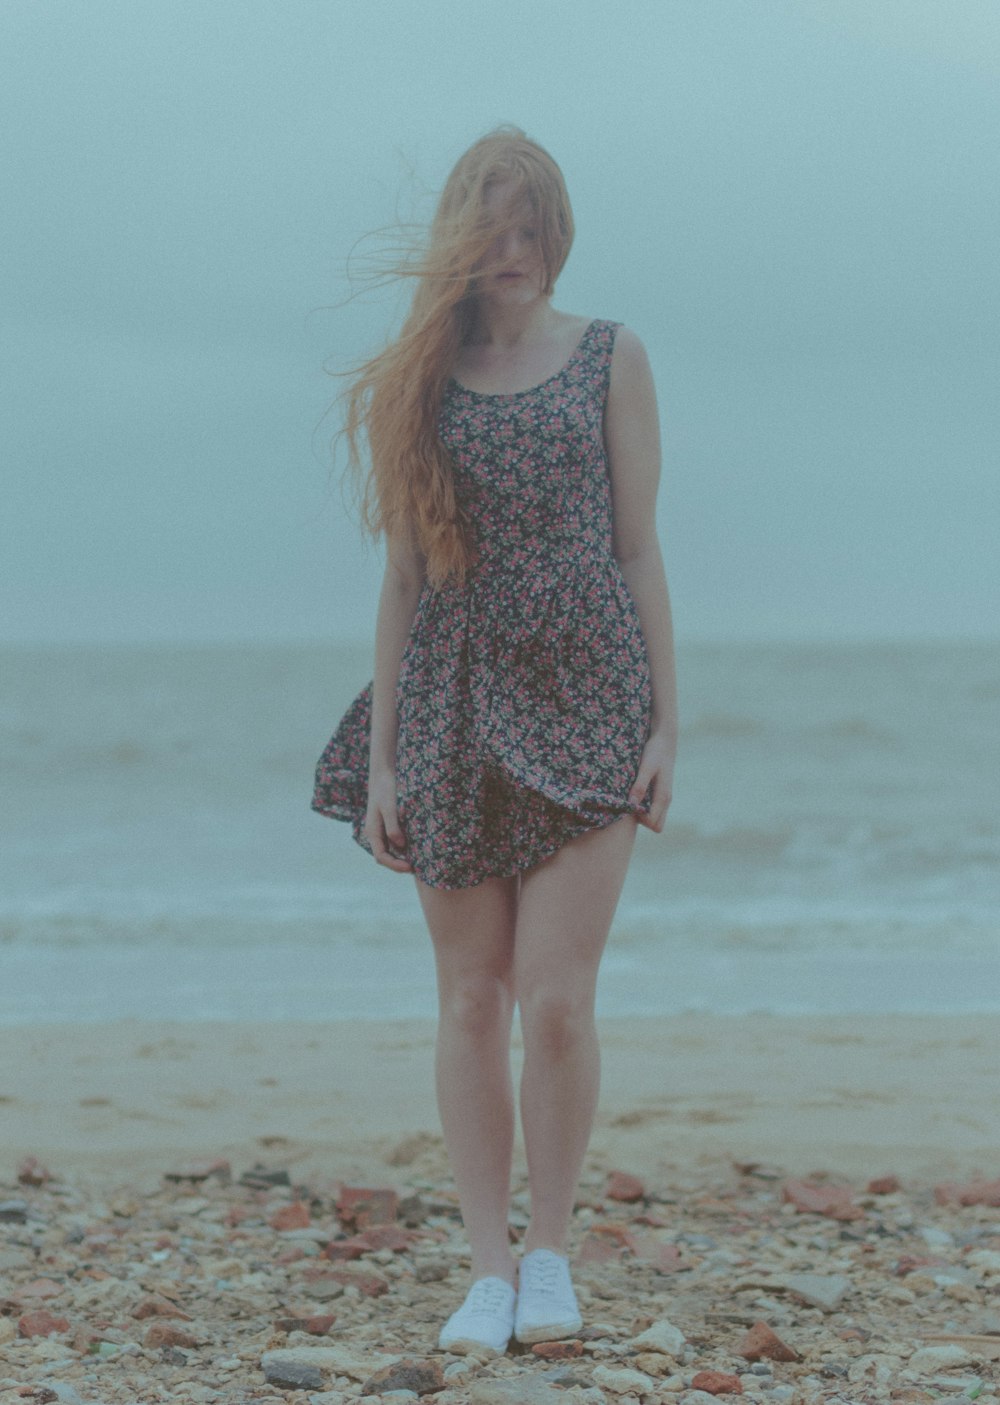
[311,319,653,889]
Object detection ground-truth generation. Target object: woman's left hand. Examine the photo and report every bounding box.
[629,731,675,832]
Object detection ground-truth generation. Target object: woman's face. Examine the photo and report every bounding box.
[474,180,546,304]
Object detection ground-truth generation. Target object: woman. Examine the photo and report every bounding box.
[312,126,677,1356]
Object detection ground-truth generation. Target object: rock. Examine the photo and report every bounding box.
[163,1157,232,1183]
[263,1356,325,1389]
[361,1359,445,1395]
[336,1185,399,1229]
[361,1223,414,1251]
[44,1385,85,1405]
[968,1250,1000,1275]
[323,1235,368,1261]
[782,1272,851,1312]
[270,1199,311,1231]
[681,1393,729,1405]
[300,1274,347,1301]
[908,1343,975,1373]
[629,1234,686,1273]
[917,1225,954,1248]
[0,1198,30,1221]
[0,1316,16,1345]
[17,1155,52,1185]
[238,1161,291,1188]
[144,1320,201,1348]
[321,1265,390,1297]
[18,1309,70,1337]
[631,1318,687,1355]
[324,1225,413,1259]
[415,1258,451,1283]
[467,1379,569,1403]
[262,1345,395,1383]
[591,1363,656,1394]
[691,1372,743,1395]
[274,1312,336,1334]
[606,1170,646,1202]
[531,1339,584,1359]
[132,1292,193,1320]
[15,1277,64,1301]
[934,1178,1000,1207]
[867,1174,901,1194]
[781,1179,863,1220]
[737,1321,800,1362]
[634,1350,679,1375]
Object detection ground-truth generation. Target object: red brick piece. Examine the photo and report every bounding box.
[270,1200,311,1231]
[629,1234,685,1274]
[144,1321,200,1348]
[738,1320,800,1362]
[606,1170,646,1202]
[17,1156,51,1186]
[324,1265,390,1297]
[18,1311,70,1338]
[575,1221,638,1265]
[336,1185,399,1229]
[935,1178,1000,1207]
[867,1174,901,1195]
[132,1294,193,1320]
[692,1370,744,1395]
[532,1339,584,1359]
[781,1178,864,1221]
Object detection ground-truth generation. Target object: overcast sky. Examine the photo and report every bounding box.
[3,0,998,644]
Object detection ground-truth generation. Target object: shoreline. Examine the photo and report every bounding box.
[3,1012,997,1189]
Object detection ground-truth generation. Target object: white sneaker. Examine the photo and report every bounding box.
[437,1275,516,1355]
[514,1247,583,1343]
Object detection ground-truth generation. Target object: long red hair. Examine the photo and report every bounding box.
[340,126,575,586]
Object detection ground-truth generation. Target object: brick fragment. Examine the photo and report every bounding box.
[606,1170,646,1202]
[18,1310,70,1338]
[143,1321,201,1348]
[336,1184,399,1229]
[692,1370,744,1394]
[781,1178,864,1220]
[270,1199,311,1231]
[737,1320,800,1362]
[531,1339,584,1359]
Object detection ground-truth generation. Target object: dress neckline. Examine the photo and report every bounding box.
[448,319,599,400]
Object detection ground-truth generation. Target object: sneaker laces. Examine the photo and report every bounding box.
[463,1277,514,1316]
[522,1253,565,1298]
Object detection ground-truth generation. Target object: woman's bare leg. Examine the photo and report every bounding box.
[416,873,520,1284]
[513,816,637,1255]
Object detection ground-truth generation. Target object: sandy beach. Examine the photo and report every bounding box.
[3,1015,1000,1403]
[3,1014,998,1187]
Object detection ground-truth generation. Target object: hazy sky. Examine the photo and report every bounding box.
[3,0,998,643]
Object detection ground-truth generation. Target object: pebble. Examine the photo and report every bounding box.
[630,1317,687,1354]
[591,1363,656,1393]
[781,1272,851,1312]
[908,1343,975,1373]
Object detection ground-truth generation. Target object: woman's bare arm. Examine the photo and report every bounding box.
[603,326,678,831]
[365,529,426,871]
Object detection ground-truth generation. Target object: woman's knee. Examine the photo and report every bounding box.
[438,971,514,1037]
[518,986,595,1059]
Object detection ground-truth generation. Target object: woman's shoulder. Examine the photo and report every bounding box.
[606,323,652,377]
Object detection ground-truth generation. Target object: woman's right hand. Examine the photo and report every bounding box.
[364,769,413,873]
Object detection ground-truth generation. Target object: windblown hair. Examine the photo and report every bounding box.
[341,126,575,586]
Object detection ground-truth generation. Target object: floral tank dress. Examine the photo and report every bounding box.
[311,318,653,889]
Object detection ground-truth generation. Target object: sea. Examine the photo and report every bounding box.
[1,640,997,1026]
